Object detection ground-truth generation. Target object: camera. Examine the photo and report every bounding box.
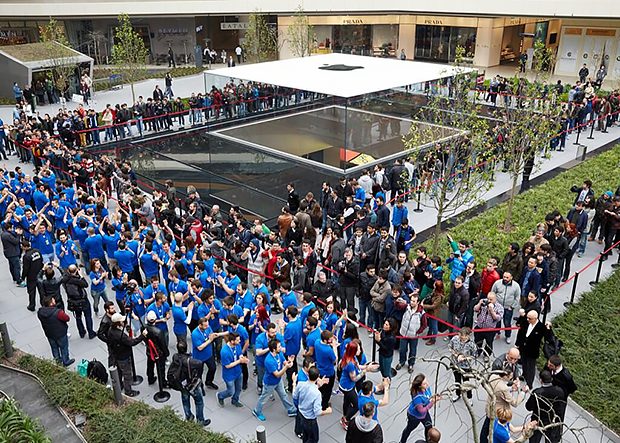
[481,299,489,307]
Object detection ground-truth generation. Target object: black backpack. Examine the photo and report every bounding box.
[167,354,184,391]
[87,359,108,385]
[167,353,203,393]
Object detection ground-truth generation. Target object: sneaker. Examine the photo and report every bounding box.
[232,401,244,408]
[287,409,297,417]
[340,416,348,431]
[408,365,414,373]
[199,419,211,427]
[270,394,275,402]
[216,393,224,407]
[186,414,195,422]
[242,384,248,391]
[26,306,35,312]
[63,358,76,367]
[451,394,460,402]
[125,390,140,397]
[443,337,450,342]
[18,281,27,288]
[505,337,511,344]
[577,253,583,258]
[395,363,404,370]
[332,388,340,396]
[206,382,219,390]
[368,331,374,338]
[252,409,266,421]
[148,377,157,385]
[296,433,303,439]
[425,339,436,346]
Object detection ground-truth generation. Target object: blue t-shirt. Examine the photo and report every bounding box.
[147,302,170,331]
[358,394,380,420]
[89,270,106,292]
[219,304,244,324]
[102,232,120,257]
[114,249,135,273]
[236,290,254,312]
[32,231,54,255]
[284,317,302,357]
[221,343,243,382]
[322,312,338,332]
[197,299,222,332]
[191,325,213,362]
[83,235,105,259]
[305,328,321,351]
[339,361,359,391]
[140,252,160,278]
[300,302,316,328]
[314,341,336,377]
[255,332,284,368]
[168,279,188,297]
[172,304,189,335]
[297,369,309,383]
[492,419,511,443]
[264,351,285,386]
[282,291,298,311]
[142,283,167,302]
[408,387,432,419]
[55,239,77,269]
[228,324,249,347]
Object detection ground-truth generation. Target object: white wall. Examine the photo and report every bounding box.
[4,0,620,19]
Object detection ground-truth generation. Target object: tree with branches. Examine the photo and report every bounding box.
[39,18,79,99]
[286,5,313,58]
[111,13,149,103]
[244,11,278,63]
[404,46,496,254]
[498,40,562,231]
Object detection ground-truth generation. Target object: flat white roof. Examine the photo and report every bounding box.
[207,53,475,98]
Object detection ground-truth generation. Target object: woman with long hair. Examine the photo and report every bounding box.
[374,317,397,379]
[400,373,442,443]
[338,340,367,430]
[422,279,445,345]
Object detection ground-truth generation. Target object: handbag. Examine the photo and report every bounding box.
[77,359,89,377]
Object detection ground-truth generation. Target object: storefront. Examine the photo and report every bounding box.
[414,21,477,62]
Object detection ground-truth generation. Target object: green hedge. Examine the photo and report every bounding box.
[416,144,620,264]
[0,397,50,443]
[552,269,620,433]
[15,354,232,443]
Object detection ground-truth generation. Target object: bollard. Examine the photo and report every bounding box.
[563,272,579,308]
[413,189,423,213]
[0,322,14,358]
[589,255,605,286]
[587,119,595,139]
[153,359,171,403]
[256,425,267,443]
[612,250,620,269]
[372,333,377,362]
[573,124,582,146]
[130,349,144,386]
[109,366,124,406]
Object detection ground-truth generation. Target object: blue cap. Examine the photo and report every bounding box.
[605,191,613,197]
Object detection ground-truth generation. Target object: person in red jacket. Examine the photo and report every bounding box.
[480,257,500,297]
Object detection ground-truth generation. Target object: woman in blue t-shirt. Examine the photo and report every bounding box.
[338,340,373,430]
[493,407,537,443]
[400,373,442,443]
[88,258,109,316]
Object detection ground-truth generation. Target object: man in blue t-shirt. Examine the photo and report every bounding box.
[314,330,337,411]
[283,306,302,392]
[32,218,54,263]
[252,338,296,421]
[55,231,77,270]
[146,292,171,348]
[217,332,248,408]
[171,292,194,347]
[192,317,226,391]
[254,323,285,394]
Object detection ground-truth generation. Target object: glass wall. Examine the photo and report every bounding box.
[414,25,477,62]
[332,25,373,55]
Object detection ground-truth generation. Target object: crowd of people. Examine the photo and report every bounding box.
[1,126,617,442]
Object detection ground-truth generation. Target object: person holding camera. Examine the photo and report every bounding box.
[37,262,64,309]
[473,292,503,361]
[61,264,96,339]
[108,312,147,397]
[339,247,360,314]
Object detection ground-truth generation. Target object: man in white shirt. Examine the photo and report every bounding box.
[235,45,243,64]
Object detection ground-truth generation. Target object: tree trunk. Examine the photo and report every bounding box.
[431,182,448,254]
[130,82,136,105]
[504,173,519,231]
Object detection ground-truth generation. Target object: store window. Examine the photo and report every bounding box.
[414,25,476,62]
[332,25,372,56]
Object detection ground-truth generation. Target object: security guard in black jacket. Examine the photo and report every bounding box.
[107,312,147,397]
[22,240,43,311]
[144,310,170,385]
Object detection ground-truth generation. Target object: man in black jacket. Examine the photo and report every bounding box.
[286,183,300,213]
[62,264,96,339]
[108,312,147,396]
[37,263,64,309]
[97,301,117,367]
[311,271,335,304]
[525,370,564,443]
[447,276,469,334]
[360,225,379,271]
[1,224,24,286]
[515,310,551,388]
[345,402,383,443]
[547,355,578,421]
[144,310,170,386]
[338,247,360,314]
[22,239,43,312]
[37,296,75,367]
[358,264,377,326]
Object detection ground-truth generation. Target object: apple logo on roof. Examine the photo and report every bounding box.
[319,64,364,71]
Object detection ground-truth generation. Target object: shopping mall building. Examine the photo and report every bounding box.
[1,0,620,79]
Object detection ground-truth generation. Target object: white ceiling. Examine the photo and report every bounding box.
[206,53,475,98]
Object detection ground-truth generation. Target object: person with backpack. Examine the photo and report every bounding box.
[37,296,75,367]
[62,264,96,339]
[145,310,170,386]
[97,301,118,367]
[107,312,147,397]
[168,341,211,426]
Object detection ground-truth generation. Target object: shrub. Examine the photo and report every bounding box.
[0,397,51,443]
[552,269,620,433]
[415,144,620,266]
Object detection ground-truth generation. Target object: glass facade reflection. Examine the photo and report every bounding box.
[414,25,477,62]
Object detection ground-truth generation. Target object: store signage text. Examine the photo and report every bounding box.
[342,19,364,24]
[220,22,249,30]
[423,19,444,25]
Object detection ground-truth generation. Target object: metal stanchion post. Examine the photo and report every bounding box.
[109,366,124,406]
[589,255,605,286]
[573,124,582,146]
[0,322,14,358]
[414,189,423,213]
[153,359,170,403]
[563,272,579,307]
[587,118,595,139]
[256,425,267,443]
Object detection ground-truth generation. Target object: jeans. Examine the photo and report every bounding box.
[501,308,513,338]
[342,388,358,421]
[7,256,21,283]
[72,300,95,337]
[427,317,438,337]
[474,329,496,358]
[204,356,216,385]
[42,252,55,264]
[48,335,70,365]
[400,411,433,443]
[398,338,418,367]
[91,288,109,313]
[372,309,385,331]
[480,416,491,443]
[218,375,242,404]
[255,379,295,416]
[358,298,372,326]
[300,415,319,443]
[378,354,393,378]
[447,310,463,333]
[577,231,589,254]
[181,387,205,422]
[116,357,134,393]
[256,364,266,390]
